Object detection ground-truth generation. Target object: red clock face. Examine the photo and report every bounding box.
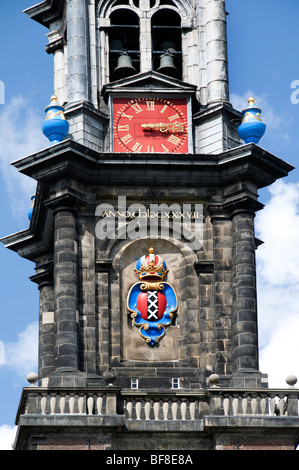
[113,97,188,153]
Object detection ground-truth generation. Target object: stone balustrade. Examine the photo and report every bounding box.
[122,394,208,421]
[17,386,299,422]
[16,372,298,423]
[207,390,298,417]
[122,390,299,421]
[16,387,119,421]
[39,391,106,416]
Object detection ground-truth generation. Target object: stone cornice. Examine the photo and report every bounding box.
[3,140,293,262]
[10,140,294,189]
[24,0,65,28]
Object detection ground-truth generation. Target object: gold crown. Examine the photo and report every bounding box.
[134,247,168,281]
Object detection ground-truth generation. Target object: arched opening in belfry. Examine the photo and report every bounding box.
[109,9,140,80]
[151,8,182,78]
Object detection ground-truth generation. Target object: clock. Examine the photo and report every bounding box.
[113,97,188,153]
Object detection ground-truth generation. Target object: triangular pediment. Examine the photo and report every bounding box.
[102,71,197,101]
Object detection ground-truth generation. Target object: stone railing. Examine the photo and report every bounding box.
[16,387,120,422]
[206,389,299,417]
[121,389,299,421]
[121,391,208,421]
[16,374,299,423]
[206,373,299,417]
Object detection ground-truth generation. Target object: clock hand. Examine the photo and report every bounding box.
[141,122,185,133]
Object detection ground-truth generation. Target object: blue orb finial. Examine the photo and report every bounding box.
[42,95,69,144]
[238,97,266,145]
[28,194,36,221]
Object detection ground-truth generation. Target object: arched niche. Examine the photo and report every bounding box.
[107,237,200,363]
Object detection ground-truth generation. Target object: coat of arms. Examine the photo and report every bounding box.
[127,247,178,346]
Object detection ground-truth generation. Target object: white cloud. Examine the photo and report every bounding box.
[256,180,299,388]
[3,322,38,377]
[0,425,17,450]
[0,323,38,450]
[259,316,299,389]
[256,180,299,286]
[0,95,48,220]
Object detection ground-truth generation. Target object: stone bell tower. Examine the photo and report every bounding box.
[2,0,299,452]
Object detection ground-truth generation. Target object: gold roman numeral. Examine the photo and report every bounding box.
[168,113,180,122]
[160,104,168,114]
[118,124,130,132]
[146,101,155,111]
[121,112,133,120]
[168,134,181,146]
[131,103,142,114]
[121,134,133,144]
[132,142,143,152]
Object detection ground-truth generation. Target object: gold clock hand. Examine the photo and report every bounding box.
[141,122,185,133]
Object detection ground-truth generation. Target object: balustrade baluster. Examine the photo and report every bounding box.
[41,394,48,415]
[69,395,75,414]
[78,395,84,414]
[171,400,178,420]
[163,401,169,420]
[190,401,196,420]
[50,394,56,414]
[251,397,258,415]
[223,397,229,415]
[153,401,160,420]
[278,397,285,416]
[241,397,247,415]
[144,400,151,420]
[181,401,187,420]
[232,397,239,415]
[260,397,266,415]
[97,395,103,415]
[126,400,133,420]
[269,397,276,415]
[60,395,66,414]
[87,396,94,415]
[136,400,142,420]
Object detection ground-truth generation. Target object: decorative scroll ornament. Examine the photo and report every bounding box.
[127,247,178,347]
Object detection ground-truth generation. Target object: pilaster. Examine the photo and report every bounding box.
[45,194,85,386]
[30,264,55,384]
[204,0,229,105]
[231,209,259,372]
[66,0,89,106]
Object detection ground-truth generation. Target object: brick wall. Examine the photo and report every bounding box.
[216,435,296,451]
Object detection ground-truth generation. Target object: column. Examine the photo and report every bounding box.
[66,0,89,105]
[204,0,229,104]
[139,17,152,73]
[96,261,113,375]
[212,216,233,376]
[53,203,80,373]
[46,34,67,105]
[31,267,55,385]
[39,280,55,383]
[54,46,67,105]
[232,210,259,373]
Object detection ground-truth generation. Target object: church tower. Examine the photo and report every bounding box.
[2,0,299,451]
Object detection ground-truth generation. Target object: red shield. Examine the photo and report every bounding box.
[137,291,167,322]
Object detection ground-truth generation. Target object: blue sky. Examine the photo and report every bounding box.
[1,0,299,449]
